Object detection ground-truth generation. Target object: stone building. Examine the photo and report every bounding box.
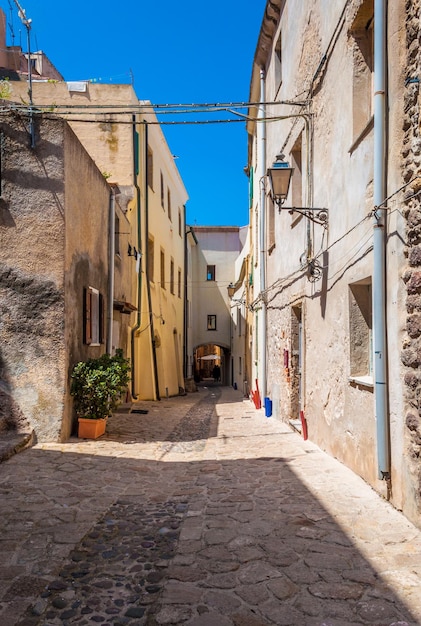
[0,111,110,441]
[244,0,421,527]
[190,226,245,385]
[5,79,189,403]
[401,0,421,524]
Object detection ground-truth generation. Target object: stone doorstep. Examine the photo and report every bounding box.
[289,419,302,434]
[0,431,35,464]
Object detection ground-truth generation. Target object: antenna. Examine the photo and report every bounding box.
[7,0,15,45]
[12,0,35,148]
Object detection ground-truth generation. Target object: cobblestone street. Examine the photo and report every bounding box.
[1,385,421,625]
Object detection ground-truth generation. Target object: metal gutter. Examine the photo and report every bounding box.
[373,0,390,480]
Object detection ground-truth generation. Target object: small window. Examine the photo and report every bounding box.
[148,237,154,282]
[167,188,172,221]
[170,258,175,294]
[237,306,242,337]
[207,265,215,281]
[115,213,120,256]
[290,134,303,226]
[160,172,165,209]
[349,278,373,379]
[350,1,374,143]
[84,286,104,345]
[147,146,154,189]
[178,209,182,237]
[267,196,275,253]
[178,268,182,298]
[207,314,217,330]
[275,31,282,90]
[160,249,165,289]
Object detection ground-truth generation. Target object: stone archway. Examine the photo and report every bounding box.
[194,343,231,385]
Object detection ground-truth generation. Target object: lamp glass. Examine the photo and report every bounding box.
[268,163,293,202]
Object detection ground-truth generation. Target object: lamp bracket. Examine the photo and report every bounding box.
[279,206,329,226]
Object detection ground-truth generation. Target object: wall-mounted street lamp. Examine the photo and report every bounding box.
[268,153,328,227]
[267,154,294,206]
[227,282,236,299]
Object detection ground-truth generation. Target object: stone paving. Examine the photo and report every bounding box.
[0,384,421,625]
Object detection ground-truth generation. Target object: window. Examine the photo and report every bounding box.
[350,1,374,143]
[267,196,275,253]
[291,135,303,207]
[148,237,154,282]
[170,258,175,294]
[178,268,182,298]
[160,249,165,288]
[178,209,182,237]
[147,146,154,189]
[114,213,120,256]
[275,30,282,91]
[237,306,242,337]
[207,314,217,330]
[290,134,303,226]
[207,265,215,281]
[160,172,165,209]
[349,278,373,380]
[84,286,104,345]
[167,188,172,221]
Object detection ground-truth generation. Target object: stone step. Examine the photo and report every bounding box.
[0,431,34,463]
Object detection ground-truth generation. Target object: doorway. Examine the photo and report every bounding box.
[291,304,303,418]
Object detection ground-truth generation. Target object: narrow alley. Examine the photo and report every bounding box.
[1,386,421,626]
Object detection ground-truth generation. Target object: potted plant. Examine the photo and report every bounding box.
[71,349,130,439]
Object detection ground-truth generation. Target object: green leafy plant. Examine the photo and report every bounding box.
[71,349,130,420]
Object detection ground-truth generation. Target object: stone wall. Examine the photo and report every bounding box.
[402,0,421,508]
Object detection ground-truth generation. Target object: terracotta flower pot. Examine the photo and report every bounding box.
[78,417,107,439]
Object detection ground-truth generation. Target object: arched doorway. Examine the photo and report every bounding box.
[194,343,231,386]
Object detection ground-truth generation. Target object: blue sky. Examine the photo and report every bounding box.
[4,0,267,226]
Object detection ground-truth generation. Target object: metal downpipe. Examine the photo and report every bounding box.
[259,68,267,399]
[143,123,161,401]
[130,116,142,399]
[373,0,390,479]
[106,187,115,355]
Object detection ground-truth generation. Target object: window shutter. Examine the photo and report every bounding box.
[99,292,105,344]
[84,287,92,345]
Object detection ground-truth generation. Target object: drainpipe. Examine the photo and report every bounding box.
[130,116,142,399]
[373,0,390,480]
[106,186,115,355]
[143,122,161,401]
[259,68,267,398]
[183,208,188,380]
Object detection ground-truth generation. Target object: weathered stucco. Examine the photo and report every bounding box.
[246,0,420,525]
[0,112,110,442]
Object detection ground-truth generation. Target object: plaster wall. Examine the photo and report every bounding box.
[0,113,110,442]
[229,226,251,395]
[248,0,412,519]
[6,82,140,374]
[191,227,242,364]
[0,114,65,441]
[7,82,138,187]
[63,124,111,438]
[134,108,188,400]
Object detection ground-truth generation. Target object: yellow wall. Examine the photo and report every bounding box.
[133,106,188,399]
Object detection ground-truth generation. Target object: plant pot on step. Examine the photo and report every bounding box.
[78,417,107,439]
[71,349,131,440]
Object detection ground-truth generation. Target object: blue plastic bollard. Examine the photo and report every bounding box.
[264,397,272,417]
